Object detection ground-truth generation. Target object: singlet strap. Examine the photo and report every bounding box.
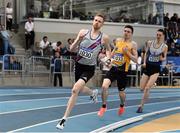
[89,29,102,40]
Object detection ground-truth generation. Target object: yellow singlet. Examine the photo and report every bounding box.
[112,40,133,72]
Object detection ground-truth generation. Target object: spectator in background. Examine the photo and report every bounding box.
[55,41,63,52]
[28,5,39,18]
[61,38,72,56]
[0,24,13,54]
[152,13,160,25]
[52,41,63,55]
[6,2,13,31]
[52,51,62,87]
[177,18,180,33]
[164,13,169,27]
[168,42,176,56]
[25,16,35,50]
[39,36,50,56]
[87,12,94,20]
[42,1,49,12]
[175,34,180,48]
[171,13,178,23]
[168,19,178,37]
[148,13,153,24]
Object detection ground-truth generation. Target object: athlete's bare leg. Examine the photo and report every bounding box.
[63,79,85,118]
[119,91,126,105]
[101,78,111,105]
[140,74,149,91]
[140,73,159,107]
[81,86,93,95]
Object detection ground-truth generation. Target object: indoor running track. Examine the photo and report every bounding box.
[0,87,180,132]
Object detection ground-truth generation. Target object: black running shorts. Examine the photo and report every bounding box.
[75,62,95,83]
[143,63,160,77]
[104,66,128,91]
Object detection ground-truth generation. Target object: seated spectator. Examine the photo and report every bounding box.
[61,38,77,56]
[61,38,72,56]
[51,41,61,50]
[52,41,63,55]
[174,34,180,48]
[39,36,50,56]
[168,42,176,56]
[52,51,62,87]
[86,12,94,20]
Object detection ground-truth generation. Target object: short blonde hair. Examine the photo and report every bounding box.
[95,12,106,21]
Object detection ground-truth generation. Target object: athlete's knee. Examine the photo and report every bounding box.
[144,86,150,93]
[140,84,144,90]
[102,84,109,91]
[72,83,81,95]
[71,88,79,96]
[145,85,151,90]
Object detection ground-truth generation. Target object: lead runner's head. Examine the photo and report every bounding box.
[92,12,105,30]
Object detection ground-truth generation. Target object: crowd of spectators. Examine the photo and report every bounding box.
[32,36,77,87]
[2,5,180,87]
[163,13,180,56]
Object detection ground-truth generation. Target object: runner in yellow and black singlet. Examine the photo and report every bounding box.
[98,25,138,117]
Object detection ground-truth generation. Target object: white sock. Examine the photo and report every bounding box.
[62,116,67,120]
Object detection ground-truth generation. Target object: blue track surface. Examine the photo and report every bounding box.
[0,87,179,132]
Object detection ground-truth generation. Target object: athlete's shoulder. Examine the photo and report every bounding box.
[102,33,109,40]
[163,43,168,48]
[116,38,123,42]
[131,41,137,49]
[146,40,154,47]
[147,40,154,44]
[101,33,110,44]
[162,43,168,51]
[131,41,137,45]
[79,29,89,34]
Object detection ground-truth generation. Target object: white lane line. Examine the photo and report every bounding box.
[0,89,121,96]
[1,94,180,115]
[1,91,180,104]
[0,92,72,96]
[159,129,180,133]
[0,95,70,104]
[0,88,123,96]
[1,88,179,96]
[7,100,180,133]
[0,97,120,115]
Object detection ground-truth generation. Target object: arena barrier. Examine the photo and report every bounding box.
[0,54,180,87]
[51,57,75,87]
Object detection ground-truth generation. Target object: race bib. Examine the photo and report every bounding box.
[148,55,159,62]
[79,47,93,59]
[113,53,124,62]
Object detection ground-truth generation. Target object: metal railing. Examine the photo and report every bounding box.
[51,57,75,87]
[2,54,25,72]
[0,54,179,87]
[2,54,26,83]
[171,65,180,86]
